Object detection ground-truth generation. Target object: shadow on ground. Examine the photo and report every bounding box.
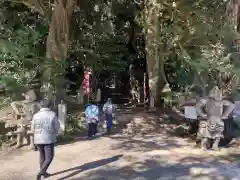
[109,135,183,152]
[55,106,140,146]
[49,155,123,180]
[56,106,189,147]
[67,156,240,180]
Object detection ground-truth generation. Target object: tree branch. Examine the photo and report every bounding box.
[22,0,45,15]
[5,0,50,19]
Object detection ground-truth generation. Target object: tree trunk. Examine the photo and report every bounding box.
[143,0,167,108]
[225,0,240,47]
[225,0,240,31]
[44,0,74,106]
[224,0,240,93]
[19,0,74,109]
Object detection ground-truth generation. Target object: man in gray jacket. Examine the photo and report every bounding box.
[31,99,60,180]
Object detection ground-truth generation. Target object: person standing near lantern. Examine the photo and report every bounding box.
[103,98,115,133]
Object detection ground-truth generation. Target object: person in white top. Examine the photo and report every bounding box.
[103,98,115,133]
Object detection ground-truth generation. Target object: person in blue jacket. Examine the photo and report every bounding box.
[84,101,100,138]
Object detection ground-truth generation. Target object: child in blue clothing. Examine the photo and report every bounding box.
[84,102,100,138]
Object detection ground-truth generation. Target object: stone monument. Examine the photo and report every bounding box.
[11,89,37,118]
[96,88,101,104]
[58,100,67,134]
[233,94,240,127]
[195,86,234,150]
[77,88,84,105]
[40,83,55,108]
[9,89,39,149]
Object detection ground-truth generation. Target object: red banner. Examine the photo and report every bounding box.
[83,71,90,95]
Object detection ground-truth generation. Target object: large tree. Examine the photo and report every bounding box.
[140,0,234,107]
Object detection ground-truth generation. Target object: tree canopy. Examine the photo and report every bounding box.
[0,0,240,104]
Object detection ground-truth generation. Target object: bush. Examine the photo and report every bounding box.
[0,96,11,110]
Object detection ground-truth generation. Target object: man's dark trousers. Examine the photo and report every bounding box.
[36,143,54,175]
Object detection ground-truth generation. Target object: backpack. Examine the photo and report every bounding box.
[105,106,113,114]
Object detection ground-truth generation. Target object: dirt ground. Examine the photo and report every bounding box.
[0,110,240,180]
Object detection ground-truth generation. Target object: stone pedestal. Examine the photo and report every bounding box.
[77,91,84,104]
[58,102,67,134]
[150,97,155,108]
[233,101,240,126]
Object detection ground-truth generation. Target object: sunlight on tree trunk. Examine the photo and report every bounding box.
[18,0,74,105]
[225,0,240,31]
[143,0,167,108]
[46,0,73,61]
[225,0,240,93]
[44,0,74,105]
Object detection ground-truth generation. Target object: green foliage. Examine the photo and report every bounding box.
[0,28,43,91]
[70,0,134,77]
[142,0,240,96]
[66,112,87,132]
[93,32,130,73]
[0,1,48,96]
[57,112,87,144]
[1,0,239,101]
[0,96,11,110]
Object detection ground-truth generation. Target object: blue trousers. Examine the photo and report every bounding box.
[105,114,113,130]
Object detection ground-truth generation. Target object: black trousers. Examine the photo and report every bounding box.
[88,122,98,137]
[36,143,54,175]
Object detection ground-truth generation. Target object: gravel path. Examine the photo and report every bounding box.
[0,133,240,180]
